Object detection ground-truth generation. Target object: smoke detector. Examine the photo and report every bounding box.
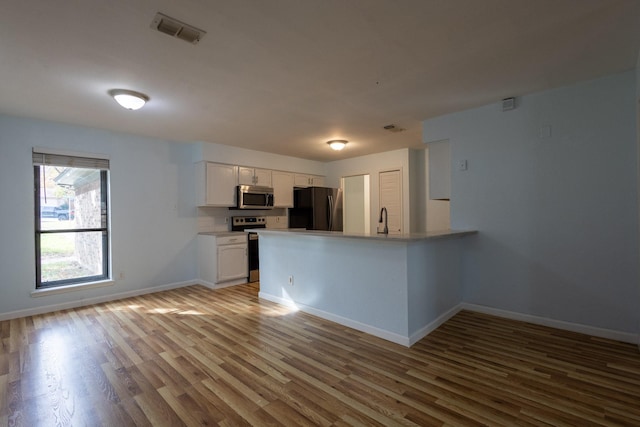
[150,13,206,44]
[383,124,405,133]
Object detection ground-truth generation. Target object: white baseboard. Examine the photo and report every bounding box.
[259,292,412,347]
[199,278,248,290]
[461,303,638,344]
[198,279,216,289]
[0,280,198,322]
[258,293,640,347]
[409,304,463,346]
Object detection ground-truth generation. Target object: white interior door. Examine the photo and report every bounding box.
[342,175,370,234]
[379,169,402,234]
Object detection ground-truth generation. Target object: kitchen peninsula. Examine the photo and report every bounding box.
[257,229,476,346]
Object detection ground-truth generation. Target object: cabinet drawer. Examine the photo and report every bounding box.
[217,234,247,245]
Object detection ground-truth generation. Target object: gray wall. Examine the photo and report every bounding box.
[0,115,198,316]
[423,71,639,334]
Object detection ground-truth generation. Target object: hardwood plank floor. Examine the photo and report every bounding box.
[1,283,639,426]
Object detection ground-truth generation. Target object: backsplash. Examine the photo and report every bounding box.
[197,207,229,232]
[197,207,288,233]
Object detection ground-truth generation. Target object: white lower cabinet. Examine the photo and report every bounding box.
[198,234,248,286]
[217,244,248,282]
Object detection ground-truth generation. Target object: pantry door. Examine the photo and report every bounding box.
[378,169,402,234]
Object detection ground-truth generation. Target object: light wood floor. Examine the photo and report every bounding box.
[1,284,639,426]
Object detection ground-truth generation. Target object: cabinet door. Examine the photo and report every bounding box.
[238,167,255,185]
[254,168,272,187]
[294,174,310,187]
[217,245,248,282]
[272,171,294,207]
[310,176,325,187]
[205,163,237,206]
[197,235,217,283]
[294,174,324,187]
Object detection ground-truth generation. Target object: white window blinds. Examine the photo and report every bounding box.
[32,150,110,170]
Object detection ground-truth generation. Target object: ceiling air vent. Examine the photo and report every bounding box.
[383,124,406,133]
[150,12,206,45]
[502,97,516,111]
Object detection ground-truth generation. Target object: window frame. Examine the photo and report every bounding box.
[33,152,111,289]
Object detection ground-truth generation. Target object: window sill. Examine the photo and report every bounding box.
[30,279,114,297]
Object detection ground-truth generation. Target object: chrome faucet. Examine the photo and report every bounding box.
[378,207,388,234]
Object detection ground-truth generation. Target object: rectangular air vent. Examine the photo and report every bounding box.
[383,124,406,133]
[150,12,206,45]
[502,97,516,111]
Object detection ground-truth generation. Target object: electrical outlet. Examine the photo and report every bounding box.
[118,271,125,280]
[288,275,294,286]
[224,217,229,224]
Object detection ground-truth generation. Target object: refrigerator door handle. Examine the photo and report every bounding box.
[328,195,333,230]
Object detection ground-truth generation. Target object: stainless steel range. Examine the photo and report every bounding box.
[231,216,266,283]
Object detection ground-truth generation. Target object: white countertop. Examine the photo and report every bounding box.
[254,228,477,242]
[198,231,244,237]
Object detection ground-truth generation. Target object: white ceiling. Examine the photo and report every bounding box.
[1,1,639,161]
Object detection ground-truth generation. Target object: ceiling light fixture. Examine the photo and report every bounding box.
[327,140,348,151]
[108,89,149,110]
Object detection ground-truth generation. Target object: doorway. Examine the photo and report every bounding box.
[342,174,370,234]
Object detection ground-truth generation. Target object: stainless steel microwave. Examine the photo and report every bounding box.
[237,185,274,209]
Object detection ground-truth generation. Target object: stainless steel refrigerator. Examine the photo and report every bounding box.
[288,187,343,231]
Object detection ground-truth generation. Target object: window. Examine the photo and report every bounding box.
[33,150,110,289]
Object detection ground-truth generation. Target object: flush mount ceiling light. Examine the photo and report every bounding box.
[327,140,348,151]
[108,89,149,110]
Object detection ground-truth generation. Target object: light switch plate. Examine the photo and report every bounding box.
[539,125,552,138]
[458,160,468,171]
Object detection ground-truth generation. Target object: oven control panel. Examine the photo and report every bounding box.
[231,216,266,231]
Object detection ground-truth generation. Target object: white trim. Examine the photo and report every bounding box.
[199,279,217,289]
[199,278,248,290]
[461,303,639,344]
[259,292,411,347]
[1,280,197,322]
[408,303,463,346]
[32,146,110,160]
[31,280,115,297]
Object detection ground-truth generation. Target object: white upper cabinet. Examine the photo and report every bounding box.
[272,171,294,207]
[197,162,323,208]
[238,167,253,185]
[196,162,238,207]
[255,168,272,186]
[239,167,272,187]
[294,174,324,187]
